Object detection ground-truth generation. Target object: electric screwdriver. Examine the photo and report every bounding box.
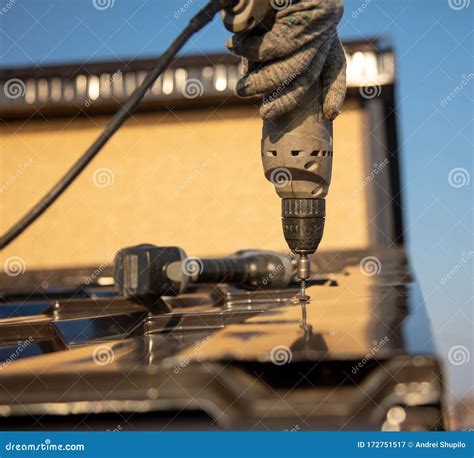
[113,245,296,299]
[222,1,335,298]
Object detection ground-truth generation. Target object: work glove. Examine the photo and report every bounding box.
[227,0,347,121]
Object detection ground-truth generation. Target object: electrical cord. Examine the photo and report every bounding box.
[0,0,231,250]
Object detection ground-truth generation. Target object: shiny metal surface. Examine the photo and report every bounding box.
[0,248,446,430]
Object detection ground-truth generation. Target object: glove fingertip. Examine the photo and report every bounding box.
[323,106,339,121]
[235,79,248,96]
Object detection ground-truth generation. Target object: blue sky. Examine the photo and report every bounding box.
[1,0,472,402]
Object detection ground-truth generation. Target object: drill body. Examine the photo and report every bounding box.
[222,1,336,292]
[262,81,333,290]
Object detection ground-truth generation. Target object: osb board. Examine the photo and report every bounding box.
[1,104,369,270]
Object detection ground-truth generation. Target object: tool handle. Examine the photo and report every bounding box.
[197,258,249,284]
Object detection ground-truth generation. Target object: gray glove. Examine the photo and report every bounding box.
[227,0,347,121]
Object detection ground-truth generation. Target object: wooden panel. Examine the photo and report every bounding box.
[1,103,370,270]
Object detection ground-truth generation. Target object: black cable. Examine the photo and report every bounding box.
[0,0,224,250]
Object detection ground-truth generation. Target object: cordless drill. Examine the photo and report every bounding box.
[113,245,296,299]
[262,83,332,299]
[222,2,334,298]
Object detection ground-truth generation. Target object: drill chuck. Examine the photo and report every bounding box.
[282,198,325,254]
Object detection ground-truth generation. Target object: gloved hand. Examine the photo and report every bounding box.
[227,0,346,121]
